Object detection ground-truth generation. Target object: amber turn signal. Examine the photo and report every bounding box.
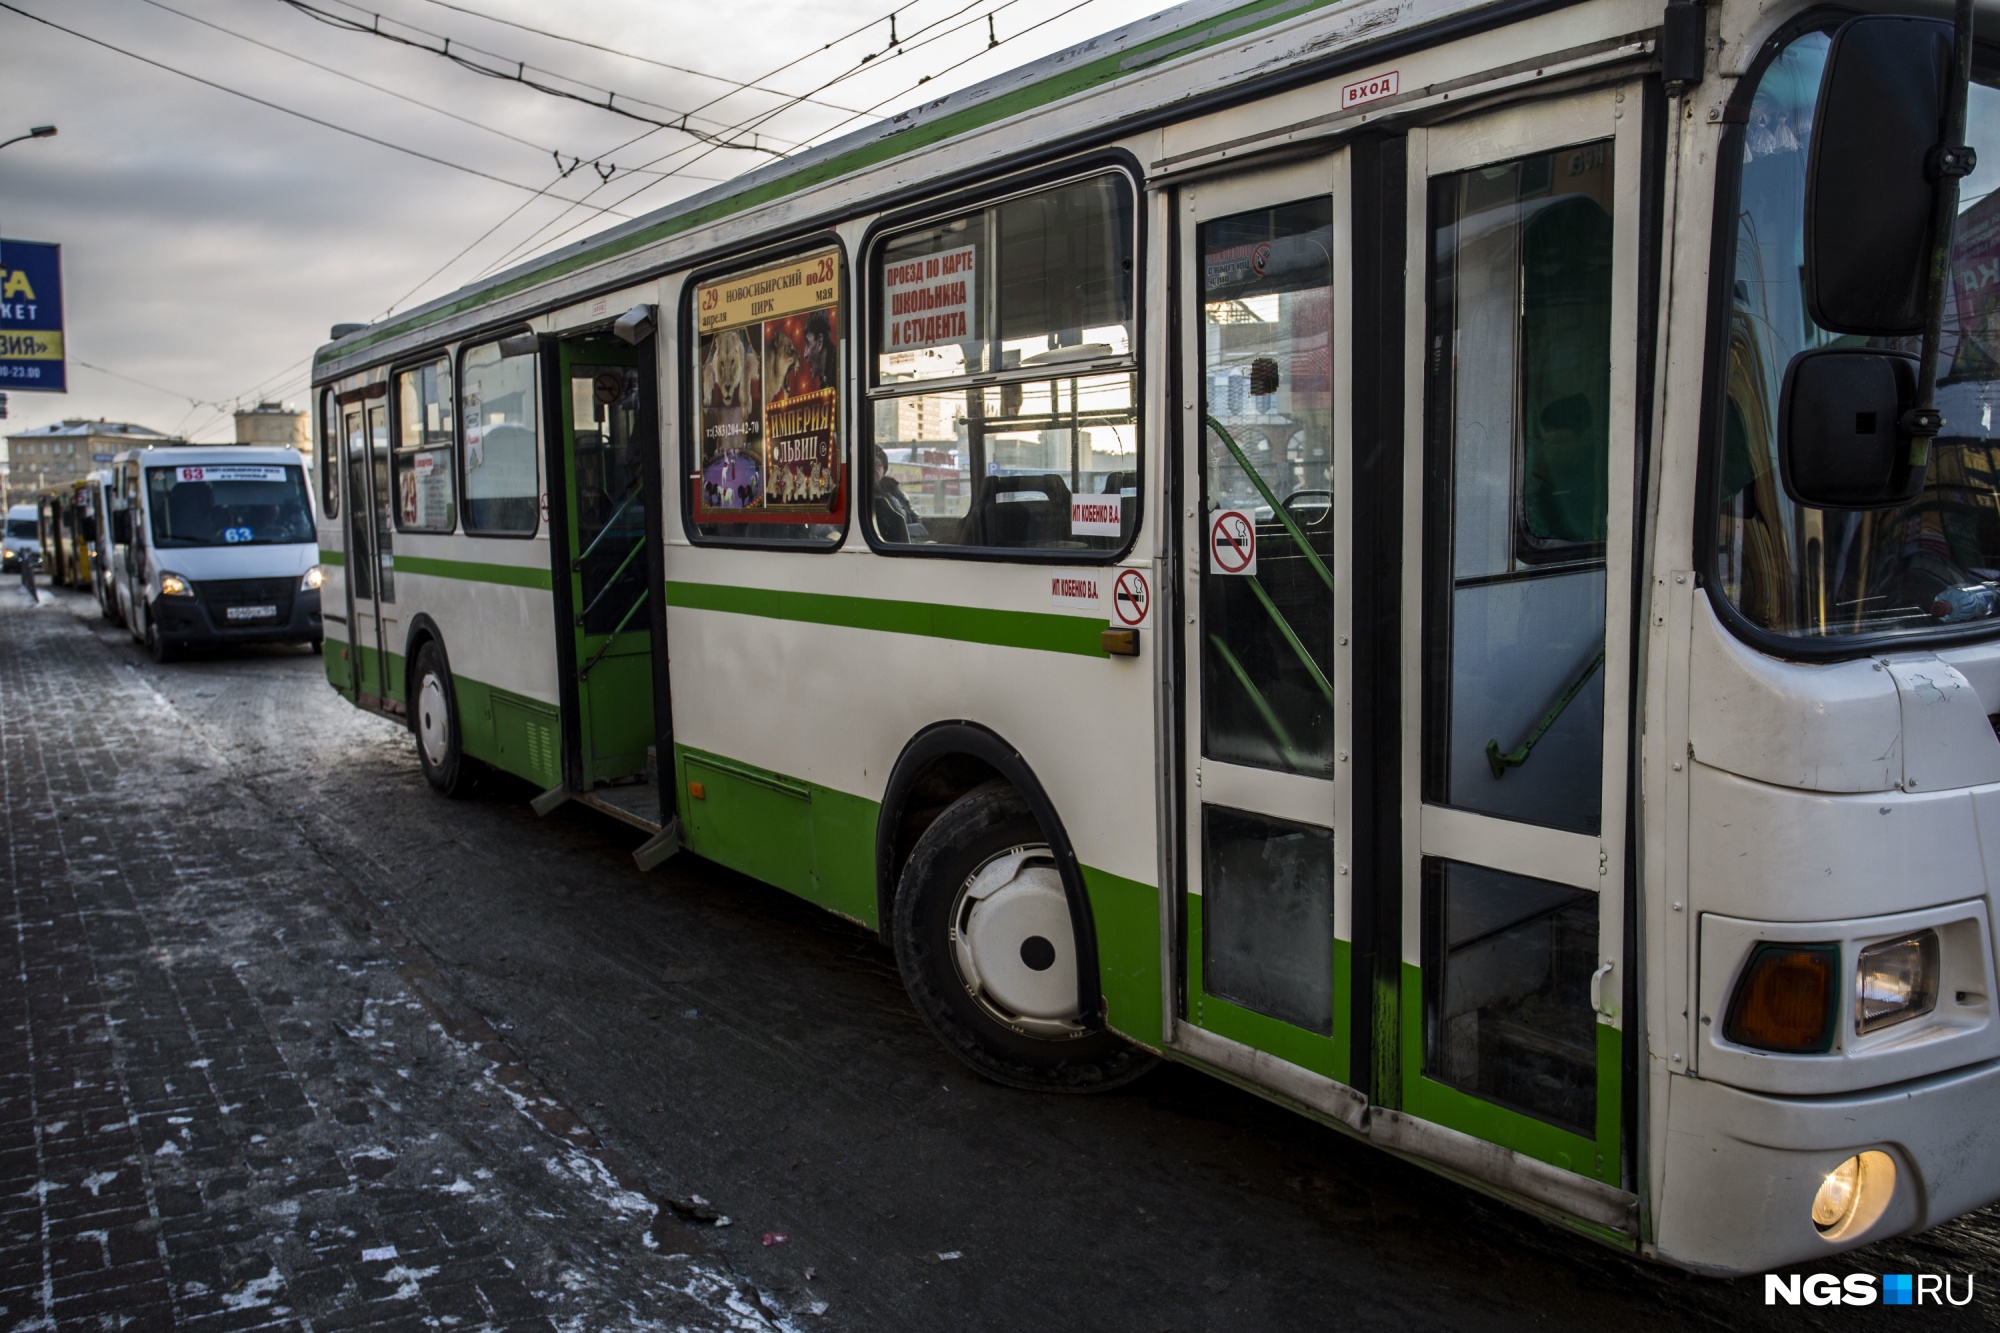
[1724,942,1839,1053]
[688,781,706,800]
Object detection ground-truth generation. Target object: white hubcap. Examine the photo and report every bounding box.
[417,672,450,766]
[950,845,1083,1038]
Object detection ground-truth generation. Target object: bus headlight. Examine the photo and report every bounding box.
[1723,942,1839,1053]
[1812,1150,1896,1238]
[159,572,194,597]
[1856,931,1939,1034]
[300,564,324,591]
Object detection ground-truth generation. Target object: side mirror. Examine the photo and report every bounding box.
[1804,15,1955,335]
[111,509,131,545]
[1779,349,1924,509]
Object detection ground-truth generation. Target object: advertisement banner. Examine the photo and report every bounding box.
[0,240,64,393]
[693,249,842,524]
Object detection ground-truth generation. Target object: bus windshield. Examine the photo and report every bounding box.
[146,464,314,548]
[5,519,34,540]
[1717,31,2000,642]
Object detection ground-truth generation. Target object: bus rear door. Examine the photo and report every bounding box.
[341,393,397,709]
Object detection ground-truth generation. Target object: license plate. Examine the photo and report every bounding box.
[225,604,278,621]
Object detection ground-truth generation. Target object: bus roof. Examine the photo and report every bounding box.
[115,446,307,467]
[312,0,1403,374]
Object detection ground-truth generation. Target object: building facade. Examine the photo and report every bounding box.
[3,419,177,505]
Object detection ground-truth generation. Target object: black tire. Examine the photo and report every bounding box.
[412,640,475,797]
[309,637,324,655]
[893,783,1154,1092]
[144,611,178,663]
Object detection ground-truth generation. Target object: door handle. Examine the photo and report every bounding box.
[1590,961,1615,1017]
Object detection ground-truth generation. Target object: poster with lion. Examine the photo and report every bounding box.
[693,249,842,524]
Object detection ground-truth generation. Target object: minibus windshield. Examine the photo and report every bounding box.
[146,464,314,548]
[1717,31,2000,642]
[5,519,35,540]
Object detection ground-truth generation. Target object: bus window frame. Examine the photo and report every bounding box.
[1694,11,2000,661]
[456,329,543,541]
[390,350,458,536]
[858,155,1147,566]
[676,230,853,552]
[318,387,340,520]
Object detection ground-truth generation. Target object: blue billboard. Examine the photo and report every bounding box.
[0,240,64,393]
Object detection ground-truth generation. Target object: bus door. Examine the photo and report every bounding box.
[1178,156,1353,1083]
[554,337,654,787]
[1391,89,1642,1187]
[341,394,396,707]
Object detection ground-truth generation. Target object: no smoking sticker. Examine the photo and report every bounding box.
[1113,569,1151,627]
[1210,509,1257,576]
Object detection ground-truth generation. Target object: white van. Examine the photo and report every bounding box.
[3,503,39,573]
[108,445,322,662]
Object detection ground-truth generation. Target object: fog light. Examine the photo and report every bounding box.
[1812,1150,1896,1238]
[1856,931,1939,1034]
[1724,942,1839,1052]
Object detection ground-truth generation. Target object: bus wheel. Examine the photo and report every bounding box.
[893,783,1154,1092]
[412,641,473,798]
[144,616,177,664]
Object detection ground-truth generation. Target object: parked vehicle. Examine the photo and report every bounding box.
[3,503,39,573]
[108,446,323,662]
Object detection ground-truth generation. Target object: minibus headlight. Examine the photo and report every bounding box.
[1856,931,1939,1034]
[158,572,194,597]
[300,564,324,591]
[1723,942,1839,1053]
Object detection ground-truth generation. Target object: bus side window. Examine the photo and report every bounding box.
[460,337,540,537]
[319,388,340,519]
[867,172,1139,556]
[393,357,456,533]
[686,245,846,546]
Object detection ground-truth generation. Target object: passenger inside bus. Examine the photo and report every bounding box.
[872,444,927,543]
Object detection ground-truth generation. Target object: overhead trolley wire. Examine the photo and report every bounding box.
[275,0,793,157]
[0,2,642,214]
[402,0,870,116]
[126,0,719,183]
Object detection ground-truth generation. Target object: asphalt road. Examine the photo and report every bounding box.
[10,581,1999,1330]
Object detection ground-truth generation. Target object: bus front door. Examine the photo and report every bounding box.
[1177,156,1353,1085]
[341,395,397,708]
[1389,88,1641,1191]
[555,337,654,788]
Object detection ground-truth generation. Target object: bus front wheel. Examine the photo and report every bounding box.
[412,641,475,798]
[893,783,1153,1093]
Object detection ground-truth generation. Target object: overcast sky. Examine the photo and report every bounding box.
[0,0,1164,443]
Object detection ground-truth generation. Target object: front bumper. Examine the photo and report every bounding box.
[1653,1058,2000,1274]
[151,586,321,646]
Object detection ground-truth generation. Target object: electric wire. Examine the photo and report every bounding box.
[0,1,641,214]
[127,0,718,182]
[402,0,869,115]
[277,0,794,156]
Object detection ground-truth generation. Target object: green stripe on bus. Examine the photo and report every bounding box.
[666,580,1108,657]
[316,0,1338,366]
[392,554,552,589]
[318,548,345,566]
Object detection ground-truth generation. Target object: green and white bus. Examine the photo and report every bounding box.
[311,0,2000,1274]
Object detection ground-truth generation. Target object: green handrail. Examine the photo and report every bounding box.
[1485,647,1606,779]
[1243,575,1336,709]
[1207,633,1306,767]
[578,589,650,682]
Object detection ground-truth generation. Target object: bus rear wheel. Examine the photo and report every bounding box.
[412,641,475,798]
[893,783,1153,1093]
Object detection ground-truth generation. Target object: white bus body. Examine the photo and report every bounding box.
[108,445,323,661]
[309,0,2000,1274]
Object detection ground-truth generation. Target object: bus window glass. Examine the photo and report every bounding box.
[394,357,455,533]
[343,407,371,599]
[1717,34,2000,640]
[870,173,1138,554]
[461,338,540,536]
[688,247,843,545]
[1198,197,1336,774]
[1425,144,1612,836]
[144,463,315,547]
[319,389,339,519]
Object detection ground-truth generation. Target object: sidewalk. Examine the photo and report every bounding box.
[0,589,776,1332]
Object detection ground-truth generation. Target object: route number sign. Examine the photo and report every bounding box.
[1209,509,1257,576]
